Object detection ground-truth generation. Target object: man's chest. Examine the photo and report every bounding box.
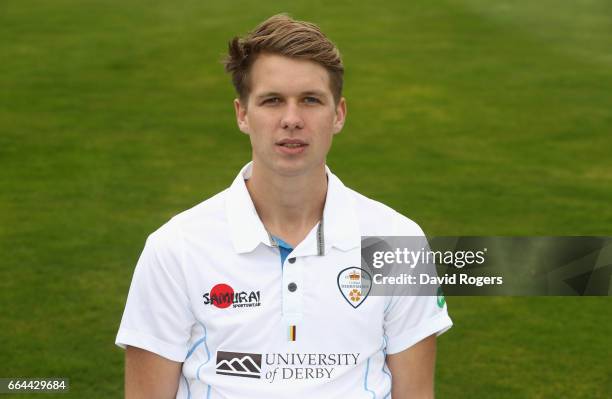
[181,244,385,349]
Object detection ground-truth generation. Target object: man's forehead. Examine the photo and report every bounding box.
[249,54,332,96]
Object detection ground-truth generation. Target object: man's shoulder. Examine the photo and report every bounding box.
[148,188,230,244]
[344,185,425,237]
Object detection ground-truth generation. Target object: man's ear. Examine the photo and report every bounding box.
[332,97,347,135]
[234,98,250,135]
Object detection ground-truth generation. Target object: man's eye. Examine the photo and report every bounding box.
[304,97,321,104]
[262,98,281,105]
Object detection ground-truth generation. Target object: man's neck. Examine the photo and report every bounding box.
[245,161,327,248]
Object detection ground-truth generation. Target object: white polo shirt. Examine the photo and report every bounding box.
[116,162,452,399]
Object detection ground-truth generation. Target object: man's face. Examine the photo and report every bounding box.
[234,53,346,177]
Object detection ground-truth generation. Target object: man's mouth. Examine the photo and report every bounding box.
[276,139,308,148]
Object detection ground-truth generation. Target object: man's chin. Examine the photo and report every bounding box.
[257,158,324,178]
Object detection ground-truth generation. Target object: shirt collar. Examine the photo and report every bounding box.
[322,167,361,252]
[225,162,360,254]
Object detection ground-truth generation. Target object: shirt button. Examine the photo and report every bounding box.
[288,258,296,264]
[288,282,297,292]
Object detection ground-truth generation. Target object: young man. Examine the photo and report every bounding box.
[116,14,452,399]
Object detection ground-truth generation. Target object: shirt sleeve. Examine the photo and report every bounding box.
[383,214,453,355]
[383,294,452,354]
[115,226,195,362]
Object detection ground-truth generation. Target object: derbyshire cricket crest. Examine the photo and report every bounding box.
[337,267,372,308]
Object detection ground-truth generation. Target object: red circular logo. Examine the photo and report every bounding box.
[209,283,234,308]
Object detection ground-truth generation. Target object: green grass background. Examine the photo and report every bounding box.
[1,0,611,397]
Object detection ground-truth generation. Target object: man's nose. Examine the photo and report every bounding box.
[280,102,304,130]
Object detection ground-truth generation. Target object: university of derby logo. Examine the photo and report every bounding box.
[216,351,262,379]
[337,267,372,308]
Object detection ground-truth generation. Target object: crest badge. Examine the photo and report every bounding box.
[337,267,372,308]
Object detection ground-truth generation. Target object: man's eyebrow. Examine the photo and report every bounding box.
[301,90,327,97]
[254,90,329,99]
[255,92,282,99]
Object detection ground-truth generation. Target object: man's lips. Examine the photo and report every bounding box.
[275,139,308,154]
[276,139,308,148]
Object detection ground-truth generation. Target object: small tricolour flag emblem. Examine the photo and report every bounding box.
[289,325,296,341]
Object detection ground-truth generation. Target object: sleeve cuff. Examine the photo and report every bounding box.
[386,312,453,355]
[115,328,188,362]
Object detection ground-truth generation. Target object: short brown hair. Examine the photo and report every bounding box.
[224,14,344,104]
